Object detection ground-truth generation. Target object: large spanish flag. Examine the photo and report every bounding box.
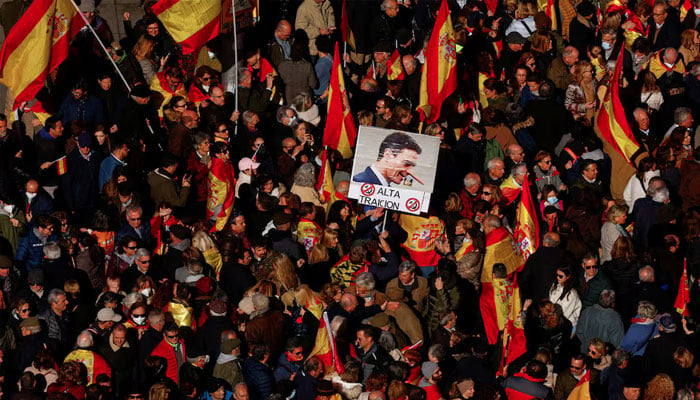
[499,275,527,374]
[307,298,345,373]
[567,370,592,400]
[151,0,221,55]
[594,45,639,166]
[514,173,539,260]
[399,214,446,268]
[387,49,405,81]
[206,157,235,232]
[675,259,690,317]
[323,42,357,159]
[499,175,522,205]
[0,0,85,110]
[316,148,340,208]
[417,0,457,124]
[480,226,524,344]
[340,0,356,51]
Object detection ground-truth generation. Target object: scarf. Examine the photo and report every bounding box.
[216,353,239,364]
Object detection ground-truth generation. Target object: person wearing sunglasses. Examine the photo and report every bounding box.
[578,252,613,309]
[554,354,600,399]
[533,150,566,194]
[116,204,153,249]
[151,321,186,384]
[273,337,305,382]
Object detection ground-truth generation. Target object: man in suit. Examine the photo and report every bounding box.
[352,131,423,186]
[648,3,681,50]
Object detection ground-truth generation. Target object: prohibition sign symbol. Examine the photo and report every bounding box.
[361,183,375,196]
[405,198,421,212]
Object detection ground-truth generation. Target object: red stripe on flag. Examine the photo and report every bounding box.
[0,0,53,71]
[178,17,221,54]
[151,0,183,15]
[13,73,49,109]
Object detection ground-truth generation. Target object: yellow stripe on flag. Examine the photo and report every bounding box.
[157,0,221,44]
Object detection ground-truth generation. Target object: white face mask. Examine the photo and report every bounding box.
[140,288,153,297]
[2,204,13,214]
[132,315,147,326]
[26,192,37,200]
[664,61,675,69]
[695,8,700,14]
[207,50,216,59]
[547,196,558,204]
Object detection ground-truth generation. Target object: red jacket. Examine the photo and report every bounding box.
[151,338,186,384]
[186,150,210,203]
[459,188,478,218]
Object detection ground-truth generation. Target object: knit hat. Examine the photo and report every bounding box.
[169,224,192,240]
[385,287,406,302]
[369,312,390,328]
[657,313,677,333]
[97,307,123,322]
[421,361,439,378]
[273,211,291,227]
[238,157,260,171]
[506,32,527,45]
[79,0,95,12]
[77,132,93,148]
[206,378,226,394]
[130,84,151,98]
[20,317,40,330]
[0,255,12,269]
[27,269,44,285]
[209,299,227,315]
[238,296,255,315]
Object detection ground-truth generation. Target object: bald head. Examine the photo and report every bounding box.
[182,110,199,128]
[542,232,560,247]
[662,47,678,65]
[507,144,524,163]
[340,293,358,312]
[275,20,292,41]
[639,266,655,282]
[25,179,39,194]
[402,55,417,75]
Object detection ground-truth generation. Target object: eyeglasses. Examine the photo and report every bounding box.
[482,191,491,195]
[19,308,29,313]
[376,105,385,110]
[201,77,212,82]
[174,104,186,108]
[292,351,303,355]
[132,314,145,318]
[542,160,552,164]
[128,395,145,399]
[166,333,179,339]
[127,245,138,250]
[128,217,142,221]
[138,259,151,264]
[570,364,583,370]
[556,274,566,279]
[589,349,598,356]
[583,265,595,270]
[217,128,229,133]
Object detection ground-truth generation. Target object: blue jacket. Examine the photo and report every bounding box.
[116,222,152,249]
[62,148,102,210]
[98,154,125,192]
[621,318,658,356]
[353,166,383,185]
[243,358,274,400]
[16,229,56,272]
[273,353,302,382]
[58,93,105,127]
[201,390,232,400]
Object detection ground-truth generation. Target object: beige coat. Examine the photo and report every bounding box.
[295,0,335,56]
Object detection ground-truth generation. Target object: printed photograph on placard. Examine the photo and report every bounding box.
[350,126,440,193]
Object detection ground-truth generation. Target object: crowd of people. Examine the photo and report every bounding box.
[2,0,700,398]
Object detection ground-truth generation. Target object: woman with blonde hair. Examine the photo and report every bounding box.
[640,70,664,112]
[149,382,170,400]
[644,373,674,400]
[305,229,341,290]
[270,253,300,297]
[600,204,629,263]
[357,110,375,126]
[679,29,700,66]
[565,60,597,124]
[621,301,658,356]
[192,231,223,279]
[131,35,159,84]
[587,337,611,370]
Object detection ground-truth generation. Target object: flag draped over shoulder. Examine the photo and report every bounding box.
[307,298,345,373]
[316,149,337,203]
[480,226,524,344]
[675,259,690,317]
[387,49,405,80]
[567,370,592,400]
[207,158,235,232]
[417,0,457,124]
[298,218,323,252]
[340,0,355,50]
[0,0,85,110]
[323,42,357,159]
[514,174,539,260]
[151,0,221,55]
[500,275,527,374]
[594,45,640,165]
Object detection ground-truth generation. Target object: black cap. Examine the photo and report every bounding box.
[169,224,192,240]
[130,84,151,98]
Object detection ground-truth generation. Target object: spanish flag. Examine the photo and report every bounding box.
[417,0,457,124]
[499,275,527,374]
[499,175,522,205]
[151,0,221,55]
[567,370,592,400]
[387,49,405,81]
[480,276,511,346]
[316,149,338,207]
[675,259,690,317]
[150,70,188,116]
[323,42,357,159]
[340,0,356,51]
[307,297,345,373]
[55,156,67,176]
[594,44,639,166]
[480,226,524,344]
[514,173,539,260]
[399,214,446,268]
[0,0,84,110]
[681,0,693,21]
[298,218,323,253]
[206,157,235,232]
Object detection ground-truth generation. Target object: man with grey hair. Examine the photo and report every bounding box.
[631,177,668,248]
[547,45,579,90]
[38,288,69,355]
[116,204,152,247]
[664,106,694,139]
[386,260,429,312]
[576,289,624,352]
[65,330,112,383]
[606,349,632,400]
[630,265,667,314]
[40,241,73,291]
[459,172,481,219]
[483,157,506,186]
[632,107,658,153]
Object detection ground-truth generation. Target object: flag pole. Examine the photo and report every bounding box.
[232,0,239,137]
[343,42,347,68]
[70,0,131,92]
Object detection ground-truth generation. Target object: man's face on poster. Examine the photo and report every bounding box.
[382,148,419,184]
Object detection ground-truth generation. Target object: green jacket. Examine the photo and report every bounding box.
[579,270,613,309]
[213,358,244,388]
[148,168,190,208]
[0,209,26,253]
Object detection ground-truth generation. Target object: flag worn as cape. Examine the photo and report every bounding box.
[0,0,85,110]
[675,259,690,317]
[499,275,527,374]
[567,370,592,400]
[307,298,345,373]
[323,42,357,158]
[151,0,222,55]
[206,157,235,232]
[417,0,457,124]
[298,218,323,253]
[514,173,539,260]
[150,70,188,117]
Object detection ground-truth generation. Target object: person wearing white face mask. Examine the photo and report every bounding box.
[20,179,54,223]
[121,248,164,294]
[0,194,26,253]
